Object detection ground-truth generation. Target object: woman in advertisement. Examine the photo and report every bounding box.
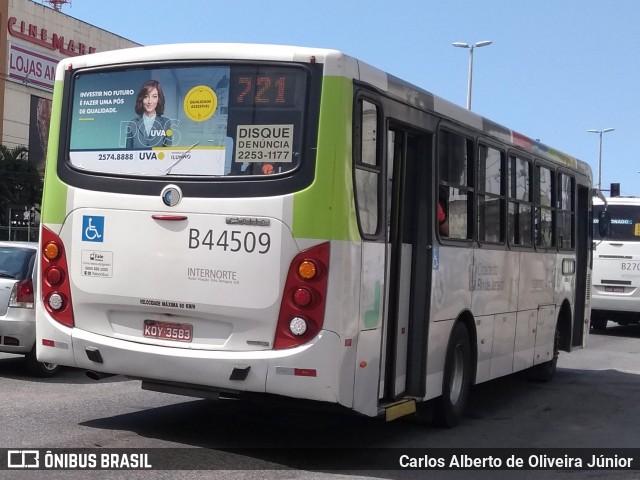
[126,80,173,148]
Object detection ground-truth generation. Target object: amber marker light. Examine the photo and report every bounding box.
[43,242,61,261]
[298,260,317,280]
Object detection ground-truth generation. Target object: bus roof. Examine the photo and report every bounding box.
[57,42,591,180]
[594,197,640,205]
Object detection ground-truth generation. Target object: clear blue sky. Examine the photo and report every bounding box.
[52,0,639,196]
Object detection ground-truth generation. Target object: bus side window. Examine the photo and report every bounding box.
[508,155,533,247]
[354,100,381,237]
[477,143,505,243]
[438,130,473,240]
[536,165,555,248]
[557,173,575,250]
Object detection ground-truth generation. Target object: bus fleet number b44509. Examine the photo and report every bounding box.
[188,228,271,254]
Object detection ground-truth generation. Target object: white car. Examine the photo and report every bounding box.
[0,241,60,376]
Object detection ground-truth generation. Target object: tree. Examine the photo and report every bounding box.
[0,145,43,226]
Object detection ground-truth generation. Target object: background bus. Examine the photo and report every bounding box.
[36,43,593,427]
[592,197,640,331]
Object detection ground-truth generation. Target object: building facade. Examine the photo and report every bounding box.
[1,0,139,161]
[0,0,138,237]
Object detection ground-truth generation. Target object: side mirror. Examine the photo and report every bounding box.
[598,210,611,238]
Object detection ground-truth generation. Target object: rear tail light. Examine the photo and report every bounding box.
[40,226,74,327]
[274,242,329,349]
[298,260,317,280]
[292,287,312,307]
[289,317,308,336]
[9,279,34,308]
[45,266,64,286]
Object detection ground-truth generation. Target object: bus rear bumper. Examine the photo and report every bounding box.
[591,293,640,315]
[38,322,346,404]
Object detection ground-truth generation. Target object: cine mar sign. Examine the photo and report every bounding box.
[6,15,99,93]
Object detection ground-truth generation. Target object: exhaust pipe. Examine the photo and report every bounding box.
[85,370,117,381]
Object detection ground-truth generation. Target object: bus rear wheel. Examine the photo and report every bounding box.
[590,312,608,332]
[26,346,61,378]
[527,327,559,383]
[434,322,472,428]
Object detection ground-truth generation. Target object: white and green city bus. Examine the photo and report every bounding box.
[36,43,593,426]
[591,197,640,331]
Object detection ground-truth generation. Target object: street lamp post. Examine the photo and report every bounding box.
[587,128,615,191]
[452,40,492,110]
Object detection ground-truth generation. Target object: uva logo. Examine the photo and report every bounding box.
[138,152,166,160]
[150,129,171,138]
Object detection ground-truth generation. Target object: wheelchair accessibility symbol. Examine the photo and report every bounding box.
[82,216,104,242]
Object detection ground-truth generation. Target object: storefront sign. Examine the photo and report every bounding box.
[8,43,57,92]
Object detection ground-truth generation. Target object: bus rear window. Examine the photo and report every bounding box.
[593,205,640,241]
[68,64,308,177]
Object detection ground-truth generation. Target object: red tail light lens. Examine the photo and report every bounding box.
[45,266,64,286]
[9,279,34,308]
[40,226,74,327]
[274,242,329,349]
[292,287,313,307]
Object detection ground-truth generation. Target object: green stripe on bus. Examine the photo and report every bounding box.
[41,81,68,224]
[292,76,360,242]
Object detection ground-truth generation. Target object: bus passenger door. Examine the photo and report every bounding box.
[573,184,590,347]
[381,126,432,400]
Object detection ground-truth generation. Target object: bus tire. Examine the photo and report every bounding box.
[26,347,61,378]
[590,313,607,332]
[434,322,472,428]
[527,326,559,383]
[527,352,558,383]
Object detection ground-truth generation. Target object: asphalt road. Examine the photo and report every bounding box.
[0,322,638,479]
